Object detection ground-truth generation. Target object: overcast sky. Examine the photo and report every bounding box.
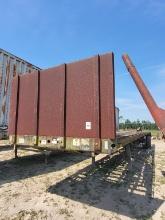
[0,0,165,121]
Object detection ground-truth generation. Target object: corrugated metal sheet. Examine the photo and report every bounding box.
[0,48,40,126]
[66,56,100,138]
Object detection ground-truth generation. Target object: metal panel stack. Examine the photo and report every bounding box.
[9,52,116,154]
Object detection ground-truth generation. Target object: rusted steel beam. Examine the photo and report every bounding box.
[122,54,165,137]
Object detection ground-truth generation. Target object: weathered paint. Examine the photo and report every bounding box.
[38,65,65,148]
[66,56,100,138]
[100,53,116,139]
[38,65,65,137]
[8,75,19,137]
[65,137,100,152]
[16,71,39,145]
[9,52,117,152]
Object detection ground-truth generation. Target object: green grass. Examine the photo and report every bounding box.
[146,129,160,137]
[119,128,160,137]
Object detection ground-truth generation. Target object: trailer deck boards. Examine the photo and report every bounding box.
[116,131,151,145]
[116,130,150,145]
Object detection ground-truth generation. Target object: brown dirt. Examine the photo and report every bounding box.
[0,140,164,220]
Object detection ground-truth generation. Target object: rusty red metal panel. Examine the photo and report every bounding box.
[17,71,39,136]
[66,56,100,138]
[38,65,65,136]
[100,53,116,139]
[8,75,19,135]
[122,54,165,137]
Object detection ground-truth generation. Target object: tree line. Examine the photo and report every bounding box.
[119,118,158,130]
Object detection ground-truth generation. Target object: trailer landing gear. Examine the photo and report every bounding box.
[125,144,132,171]
[91,151,95,166]
[14,144,18,159]
[43,150,51,164]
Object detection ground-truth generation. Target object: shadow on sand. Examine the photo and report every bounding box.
[0,149,90,186]
[48,144,164,219]
[0,145,13,152]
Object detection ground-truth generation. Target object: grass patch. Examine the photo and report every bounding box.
[145,129,160,137]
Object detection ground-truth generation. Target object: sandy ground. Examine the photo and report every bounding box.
[0,140,165,220]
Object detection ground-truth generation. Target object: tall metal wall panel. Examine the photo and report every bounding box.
[8,75,19,135]
[17,71,39,136]
[100,53,116,139]
[66,56,100,138]
[38,65,65,137]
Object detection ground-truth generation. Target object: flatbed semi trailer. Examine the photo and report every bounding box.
[12,130,151,166]
[8,52,151,163]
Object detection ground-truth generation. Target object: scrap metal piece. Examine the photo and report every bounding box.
[122,54,165,137]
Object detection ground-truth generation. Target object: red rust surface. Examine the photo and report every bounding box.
[66,56,100,138]
[8,75,19,135]
[100,53,116,139]
[8,52,117,142]
[122,54,165,137]
[17,71,39,136]
[38,65,65,136]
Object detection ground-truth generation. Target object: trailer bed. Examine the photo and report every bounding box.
[117,130,150,144]
[114,130,151,149]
